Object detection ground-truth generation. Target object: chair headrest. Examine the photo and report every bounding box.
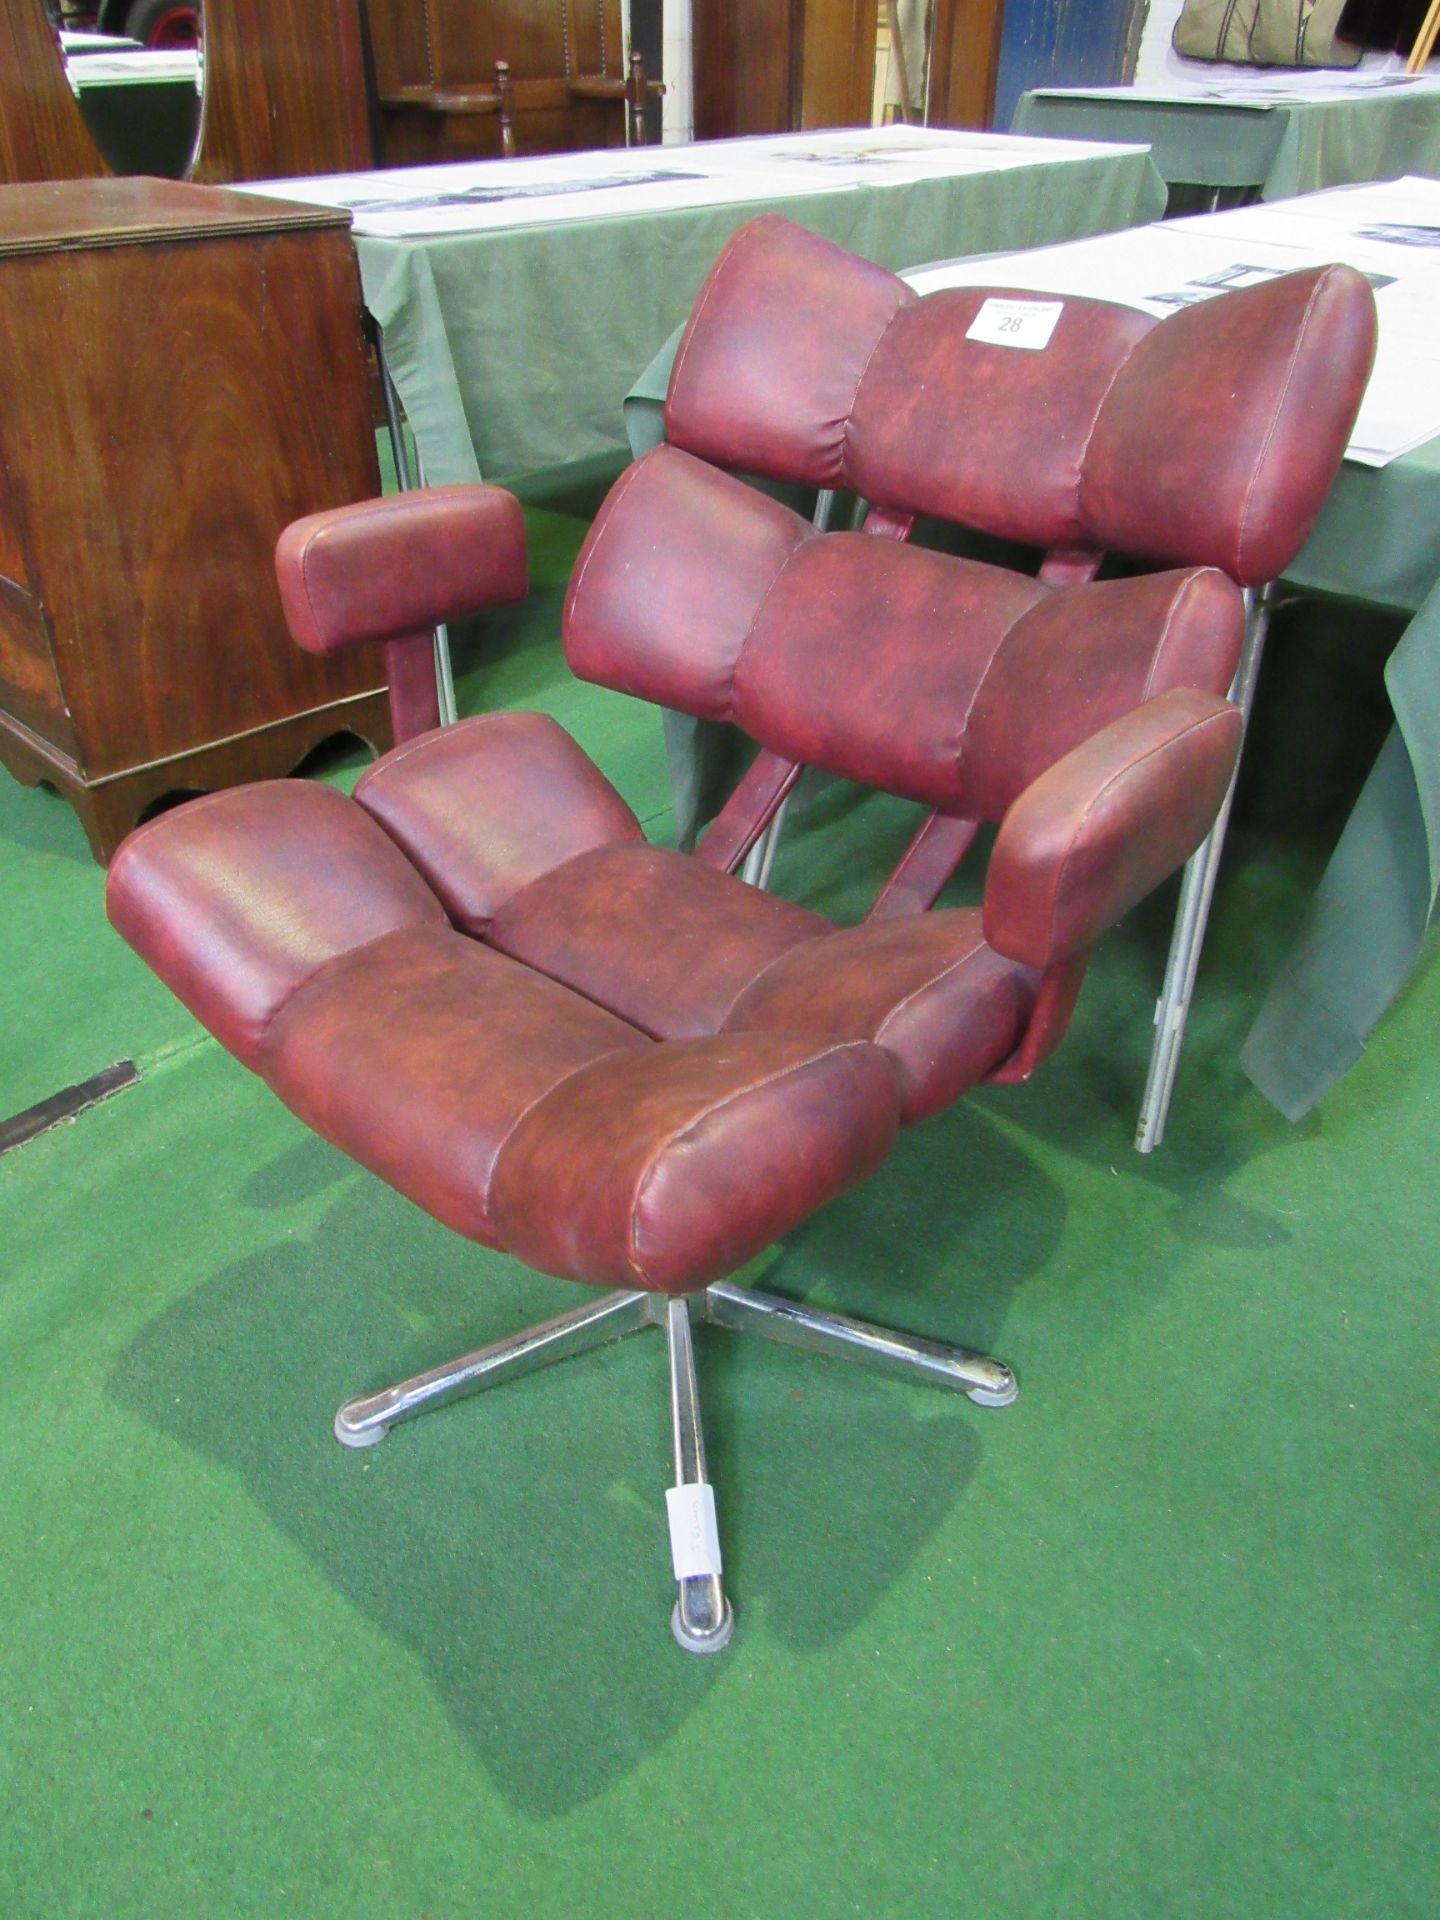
[665,213,1377,583]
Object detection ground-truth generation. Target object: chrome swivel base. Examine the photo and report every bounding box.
[334,1278,1018,1653]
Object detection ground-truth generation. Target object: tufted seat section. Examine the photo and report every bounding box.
[347,716,1050,1104]
[260,918,901,1290]
[484,842,832,1039]
[119,670,1239,1291]
[722,911,1039,1124]
[108,763,907,1294]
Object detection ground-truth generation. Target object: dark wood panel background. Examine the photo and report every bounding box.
[0,0,110,184]
[694,0,1001,139]
[364,0,636,164]
[930,0,1006,128]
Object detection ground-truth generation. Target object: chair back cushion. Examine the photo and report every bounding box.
[663,213,1376,583]
[845,287,1154,550]
[565,444,1247,817]
[665,214,915,490]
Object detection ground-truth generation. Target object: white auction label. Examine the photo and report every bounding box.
[965,297,1064,351]
[666,1482,723,1580]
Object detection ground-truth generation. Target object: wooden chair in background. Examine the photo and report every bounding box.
[190,0,375,183]
[365,0,656,167]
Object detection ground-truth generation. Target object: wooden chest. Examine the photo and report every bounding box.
[0,177,391,862]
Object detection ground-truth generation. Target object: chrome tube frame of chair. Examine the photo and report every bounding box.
[333,1275,1017,1652]
[1135,582,1277,1152]
[378,349,460,727]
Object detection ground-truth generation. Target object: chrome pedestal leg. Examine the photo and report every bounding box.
[665,1297,734,1654]
[334,1270,1014,1652]
[703,1280,1018,1407]
[1135,582,1275,1154]
[333,1288,653,1448]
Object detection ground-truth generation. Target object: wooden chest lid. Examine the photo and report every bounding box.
[0,176,352,257]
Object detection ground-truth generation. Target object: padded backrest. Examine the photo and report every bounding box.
[663,213,1377,584]
[845,287,1155,550]
[565,444,1247,819]
[1079,266,1373,581]
[665,215,916,490]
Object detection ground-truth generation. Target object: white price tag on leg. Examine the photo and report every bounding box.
[965,297,1064,351]
[666,1482,723,1580]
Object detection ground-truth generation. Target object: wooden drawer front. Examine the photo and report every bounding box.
[0,576,75,754]
[0,229,382,779]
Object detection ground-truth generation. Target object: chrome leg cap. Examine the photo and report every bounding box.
[334,1407,389,1449]
[671,1598,735,1655]
[965,1369,1019,1409]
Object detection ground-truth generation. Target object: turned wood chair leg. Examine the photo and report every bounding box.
[495,59,516,158]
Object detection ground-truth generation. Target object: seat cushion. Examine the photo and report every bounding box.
[485,842,831,1039]
[261,924,902,1292]
[105,781,447,1071]
[724,910,1039,1123]
[354,711,644,935]
[259,925,648,1246]
[489,1032,901,1293]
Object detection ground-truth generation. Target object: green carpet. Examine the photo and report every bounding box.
[0,481,1436,1920]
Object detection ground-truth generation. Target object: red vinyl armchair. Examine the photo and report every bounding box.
[106,217,1372,1653]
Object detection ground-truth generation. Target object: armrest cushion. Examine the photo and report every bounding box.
[276,486,528,657]
[982,688,1242,968]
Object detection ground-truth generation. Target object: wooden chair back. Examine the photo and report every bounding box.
[365,0,638,164]
[0,4,110,184]
[191,0,373,184]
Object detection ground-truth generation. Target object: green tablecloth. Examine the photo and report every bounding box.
[1012,85,1440,199]
[1240,443,1440,1117]
[357,145,1166,485]
[626,340,1440,1121]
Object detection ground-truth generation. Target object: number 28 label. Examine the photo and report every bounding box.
[965,298,1064,351]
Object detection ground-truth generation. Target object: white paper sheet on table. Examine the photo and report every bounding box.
[905,189,1440,468]
[236,126,1149,240]
[1189,175,1440,260]
[1027,73,1440,109]
[66,49,199,90]
[59,29,140,53]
